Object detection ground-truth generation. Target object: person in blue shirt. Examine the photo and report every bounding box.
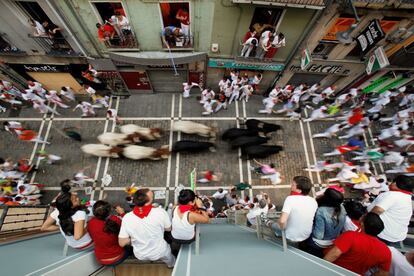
[347,135,365,151]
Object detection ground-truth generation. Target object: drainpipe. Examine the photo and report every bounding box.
[63,0,103,58]
[271,1,331,87]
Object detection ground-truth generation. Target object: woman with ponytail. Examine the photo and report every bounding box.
[88,200,130,265]
[170,189,210,256]
[41,182,93,249]
[304,188,346,257]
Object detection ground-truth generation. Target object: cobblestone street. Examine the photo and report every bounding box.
[0,93,392,208]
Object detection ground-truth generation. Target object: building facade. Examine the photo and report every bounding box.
[0,0,413,95]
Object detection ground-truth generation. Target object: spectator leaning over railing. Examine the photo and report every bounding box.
[118,188,175,268]
[247,199,268,227]
[324,213,391,276]
[170,189,210,256]
[263,176,317,243]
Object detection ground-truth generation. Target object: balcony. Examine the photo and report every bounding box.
[29,35,79,57]
[103,33,139,49]
[236,42,278,63]
[0,33,25,55]
[160,35,194,50]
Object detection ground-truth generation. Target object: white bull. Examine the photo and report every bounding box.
[120,124,163,141]
[172,121,216,138]
[97,132,141,146]
[81,144,123,158]
[123,145,170,160]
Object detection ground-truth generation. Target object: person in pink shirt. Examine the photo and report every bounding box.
[251,159,276,174]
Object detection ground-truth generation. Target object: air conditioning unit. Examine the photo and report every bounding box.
[386,27,408,44]
[211,43,219,53]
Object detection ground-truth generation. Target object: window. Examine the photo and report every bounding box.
[159,2,192,48]
[92,2,137,48]
[16,1,74,55]
[238,7,283,60]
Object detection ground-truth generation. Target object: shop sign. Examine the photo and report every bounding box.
[208,59,284,71]
[22,64,69,72]
[148,64,184,69]
[365,47,390,75]
[362,75,392,93]
[301,48,312,70]
[356,19,385,55]
[290,63,350,75]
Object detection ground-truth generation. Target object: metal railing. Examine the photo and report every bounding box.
[237,42,277,63]
[161,35,193,49]
[103,33,139,49]
[256,212,288,252]
[29,35,78,56]
[0,205,50,236]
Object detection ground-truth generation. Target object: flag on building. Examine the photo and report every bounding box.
[301,48,312,70]
[366,47,390,75]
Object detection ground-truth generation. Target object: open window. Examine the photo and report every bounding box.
[92,1,138,48]
[16,1,74,55]
[159,2,192,48]
[238,7,283,60]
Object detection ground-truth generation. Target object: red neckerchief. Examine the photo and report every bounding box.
[290,191,303,196]
[133,205,152,218]
[178,204,194,213]
[396,190,412,195]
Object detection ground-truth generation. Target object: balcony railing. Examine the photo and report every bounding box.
[29,35,78,56]
[161,35,194,49]
[236,42,277,63]
[0,33,24,55]
[103,33,139,49]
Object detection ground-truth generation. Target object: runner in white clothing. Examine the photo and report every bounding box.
[60,86,76,102]
[182,82,200,98]
[312,123,346,138]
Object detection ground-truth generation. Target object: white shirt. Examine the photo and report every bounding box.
[343,216,360,232]
[50,209,92,248]
[86,87,96,96]
[119,207,171,260]
[367,191,413,242]
[282,195,317,242]
[171,207,195,240]
[383,151,405,166]
[246,206,268,225]
[244,37,258,45]
[389,246,414,276]
[212,190,228,199]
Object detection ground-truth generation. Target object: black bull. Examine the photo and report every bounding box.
[242,145,283,159]
[172,140,216,153]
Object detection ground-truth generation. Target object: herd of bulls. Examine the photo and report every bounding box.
[81,119,283,161]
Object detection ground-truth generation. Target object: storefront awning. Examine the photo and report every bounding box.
[109,51,207,66]
[232,0,325,10]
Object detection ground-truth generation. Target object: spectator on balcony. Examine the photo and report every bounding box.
[367,175,414,245]
[255,29,272,59]
[241,36,258,58]
[162,26,184,48]
[263,176,318,243]
[176,8,190,45]
[88,200,131,266]
[96,23,116,46]
[118,188,175,268]
[28,18,46,36]
[41,182,93,249]
[110,12,131,42]
[170,189,209,256]
[305,188,346,257]
[324,213,391,276]
[42,21,62,39]
[265,32,285,59]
